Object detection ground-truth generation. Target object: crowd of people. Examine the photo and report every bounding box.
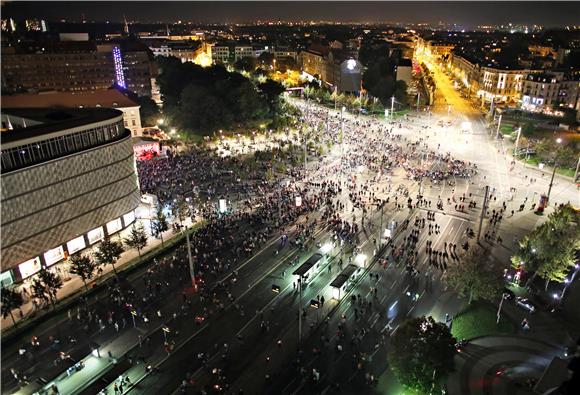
[8,97,523,395]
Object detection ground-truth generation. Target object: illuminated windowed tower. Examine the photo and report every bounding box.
[112,46,126,89]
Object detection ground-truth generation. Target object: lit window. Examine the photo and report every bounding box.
[87,227,105,244]
[18,257,42,279]
[67,235,86,255]
[106,218,122,235]
[123,211,135,226]
[44,246,64,266]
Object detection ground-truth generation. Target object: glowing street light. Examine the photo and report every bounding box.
[320,242,333,255]
[354,253,367,267]
[546,137,563,203]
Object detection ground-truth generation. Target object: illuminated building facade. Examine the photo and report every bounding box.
[0,108,140,286]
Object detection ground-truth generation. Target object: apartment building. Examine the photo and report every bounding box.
[1,40,155,97]
[211,45,231,64]
[522,72,580,112]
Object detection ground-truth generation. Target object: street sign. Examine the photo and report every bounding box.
[162,326,171,333]
[131,310,137,316]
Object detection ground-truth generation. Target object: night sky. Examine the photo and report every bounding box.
[2,1,578,27]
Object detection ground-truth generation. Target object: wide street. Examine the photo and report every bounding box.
[3,67,579,395]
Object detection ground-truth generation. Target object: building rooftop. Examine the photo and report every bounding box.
[1,88,139,110]
[1,107,124,145]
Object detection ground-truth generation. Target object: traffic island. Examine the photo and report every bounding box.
[451,301,516,340]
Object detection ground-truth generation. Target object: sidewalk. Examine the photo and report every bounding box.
[2,212,196,336]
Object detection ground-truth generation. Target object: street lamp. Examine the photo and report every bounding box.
[546,138,563,204]
[157,119,164,125]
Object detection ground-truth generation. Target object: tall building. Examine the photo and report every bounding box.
[234,45,254,61]
[450,53,541,105]
[299,45,362,94]
[211,44,231,64]
[0,108,140,286]
[395,58,413,86]
[521,72,580,114]
[1,40,156,97]
[145,39,204,64]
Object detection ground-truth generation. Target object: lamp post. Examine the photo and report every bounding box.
[341,106,346,158]
[390,96,395,119]
[495,114,502,140]
[416,92,420,112]
[298,276,303,342]
[514,127,522,156]
[186,227,196,291]
[546,138,563,204]
[560,264,579,303]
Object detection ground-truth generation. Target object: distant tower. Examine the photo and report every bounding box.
[123,14,129,35]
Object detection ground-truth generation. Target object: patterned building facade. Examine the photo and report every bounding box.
[0,108,140,285]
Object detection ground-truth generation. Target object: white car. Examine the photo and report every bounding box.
[516,297,536,313]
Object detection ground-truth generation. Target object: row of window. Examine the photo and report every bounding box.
[1,210,137,284]
[1,121,126,172]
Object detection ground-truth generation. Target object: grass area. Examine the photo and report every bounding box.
[500,124,516,135]
[520,157,576,178]
[451,301,516,340]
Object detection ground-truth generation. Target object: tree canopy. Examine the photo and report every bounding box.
[31,268,63,311]
[512,204,580,285]
[388,316,456,394]
[1,287,23,325]
[69,254,97,291]
[94,239,124,276]
[360,40,408,106]
[157,57,271,136]
[137,96,161,127]
[446,244,504,304]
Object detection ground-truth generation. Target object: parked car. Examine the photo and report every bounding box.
[516,297,536,313]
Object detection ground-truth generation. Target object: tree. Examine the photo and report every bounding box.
[258,79,285,114]
[124,223,148,258]
[94,239,125,276]
[1,287,23,326]
[151,208,169,246]
[275,57,297,73]
[31,268,63,311]
[172,200,190,227]
[446,244,503,304]
[137,96,161,127]
[388,316,456,394]
[165,66,269,136]
[68,254,97,292]
[512,204,580,287]
[258,51,274,67]
[234,56,257,72]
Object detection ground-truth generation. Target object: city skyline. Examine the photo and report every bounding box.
[2,1,580,27]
